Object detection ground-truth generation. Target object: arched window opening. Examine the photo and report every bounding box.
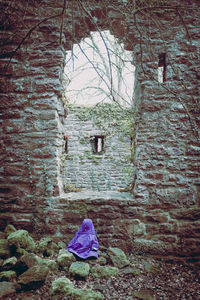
[62,30,135,192]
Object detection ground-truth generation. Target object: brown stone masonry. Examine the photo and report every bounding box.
[0,0,199,257]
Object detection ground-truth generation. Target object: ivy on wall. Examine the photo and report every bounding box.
[66,102,135,138]
[62,102,136,192]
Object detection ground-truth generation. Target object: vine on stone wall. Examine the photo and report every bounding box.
[66,102,135,138]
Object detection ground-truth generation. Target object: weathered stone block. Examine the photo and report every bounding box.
[57,250,75,268]
[7,230,36,252]
[0,240,10,259]
[107,247,130,268]
[50,277,74,298]
[0,281,16,298]
[69,262,90,279]
[17,265,49,287]
[91,264,119,278]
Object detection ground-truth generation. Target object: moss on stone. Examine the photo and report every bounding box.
[57,250,75,268]
[18,265,49,286]
[0,239,10,258]
[2,256,17,270]
[4,224,16,238]
[91,264,119,278]
[50,277,74,298]
[72,288,104,299]
[7,230,36,252]
[69,262,90,279]
[107,247,130,268]
[0,270,17,281]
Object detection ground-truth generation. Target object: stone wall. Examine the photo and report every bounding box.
[62,111,134,191]
[0,0,199,257]
[44,192,200,260]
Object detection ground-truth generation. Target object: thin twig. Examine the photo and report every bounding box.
[4,1,67,71]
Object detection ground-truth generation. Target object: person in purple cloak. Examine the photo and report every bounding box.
[67,219,99,259]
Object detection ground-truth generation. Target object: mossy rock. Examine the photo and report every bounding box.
[18,265,49,288]
[37,238,59,256]
[107,247,130,268]
[57,250,75,269]
[15,253,38,276]
[40,258,58,273]
[0,270,17,281]
[90,256,107,266]
[19,253,38,269]
[69,262,90,279]
[4,225,16,238]
[50,277,74,299]
[72,288,104,299]
[57,241,67,249]
[7,230,36,252]
[16,247,28,257]
[91,264,119,278]
[0,239,10,258]
[2,256,17,270]
[37,237,52,254]
[121,266,141,276]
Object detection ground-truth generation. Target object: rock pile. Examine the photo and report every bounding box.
[0,224,136,299]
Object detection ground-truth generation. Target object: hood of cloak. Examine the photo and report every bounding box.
[67,219,99,259]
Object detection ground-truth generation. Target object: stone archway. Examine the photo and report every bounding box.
[0,0,199,257]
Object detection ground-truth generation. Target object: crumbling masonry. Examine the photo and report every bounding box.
[0,0,200,259]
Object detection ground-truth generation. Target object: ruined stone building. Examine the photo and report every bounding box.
[0,0,199,258]
[62,103,134,192]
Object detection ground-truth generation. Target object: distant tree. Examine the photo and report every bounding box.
[63,30,135,107]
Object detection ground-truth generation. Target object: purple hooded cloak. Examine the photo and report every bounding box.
[67,219,99,259]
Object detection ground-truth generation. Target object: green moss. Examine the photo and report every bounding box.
[64,183,81,193]
[91,265,119,278]
[66,102,135,137]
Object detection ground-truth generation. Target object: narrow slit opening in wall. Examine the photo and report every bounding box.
[158,53,166,83]
[64,136,68,154]
[94,136,104,153]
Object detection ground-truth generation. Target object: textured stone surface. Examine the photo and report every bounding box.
[0,0,199,259]
[19,253,39,269]
[0,281,16,298]
[69,262,90,279]
[2,256,17,270]
[0,271,17,282]
[0,239,10,258]
[107,247,130,268]
[63,112,134,191]
[17,265,49,286]
[50,277,74,298]
[57,250,76,268]
[91,264,119,278]
[7,230,36,252]
[72,288,104,300]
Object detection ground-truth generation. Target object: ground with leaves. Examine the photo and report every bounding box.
[3,254,200,300]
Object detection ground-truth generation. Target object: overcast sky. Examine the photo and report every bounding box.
[64,31,135,107]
